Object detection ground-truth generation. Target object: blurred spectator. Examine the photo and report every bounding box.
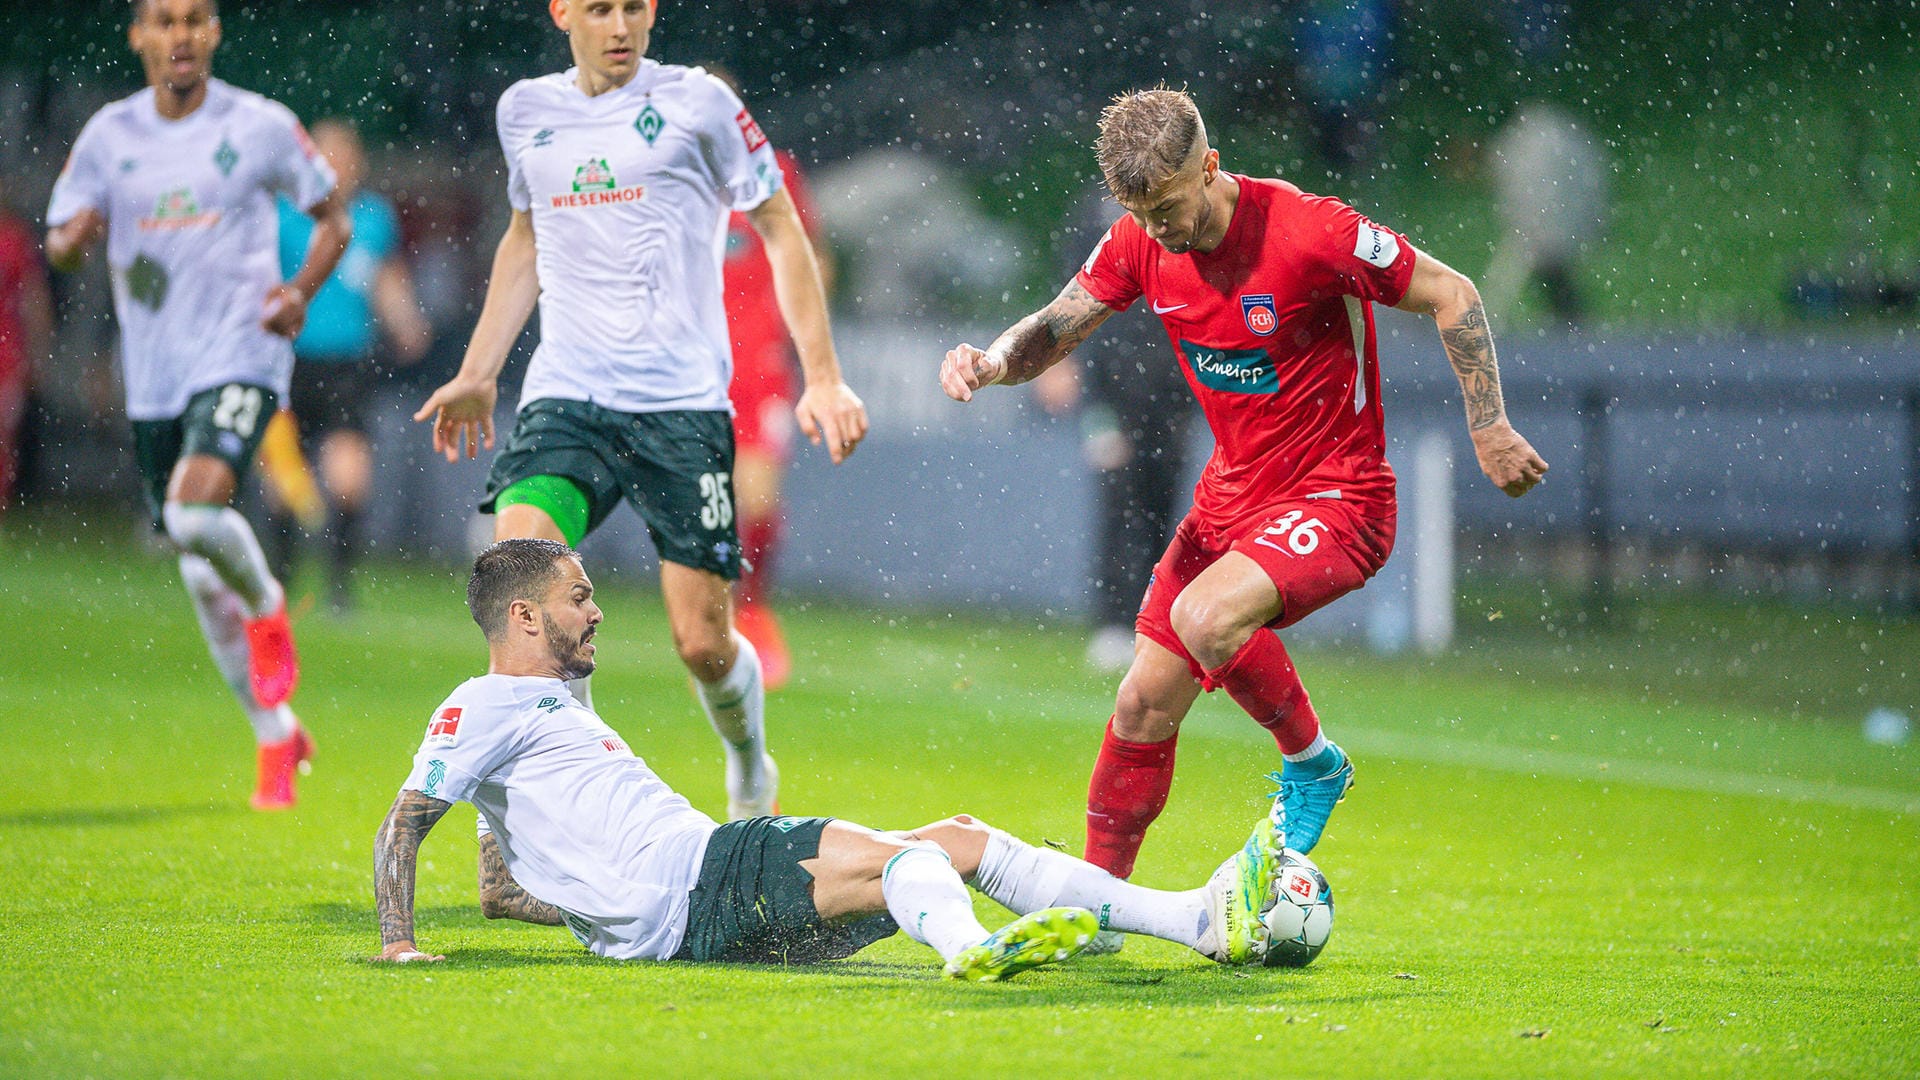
[1032,186,1199,673]
[1480,102,1608,325]
[261,119,430,611]
[1291,0,1398,168]
[0,189,53,513]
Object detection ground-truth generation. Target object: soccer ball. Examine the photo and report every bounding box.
[1260,850,1333,968]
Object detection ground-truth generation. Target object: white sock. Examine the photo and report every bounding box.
[882,845,989,962]
[180,554,296,744]
[163,504,282,618]
[973,828,1206,949]
[695,632,770,800]
[1284,732,1330,763]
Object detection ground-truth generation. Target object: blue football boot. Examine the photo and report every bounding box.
[1266,742,1353,856]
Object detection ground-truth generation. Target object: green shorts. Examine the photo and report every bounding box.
[482,399,742,579]
[130,382,279,530]
[674,816,899,964]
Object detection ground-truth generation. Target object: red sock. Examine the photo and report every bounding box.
[1204,630,1321,755]
[738,513,782,608]
[1084,718,1178,878]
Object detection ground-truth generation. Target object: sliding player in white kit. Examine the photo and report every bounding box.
[45,0,350,809]
[372,539,1287,980]
[414,0,867,821]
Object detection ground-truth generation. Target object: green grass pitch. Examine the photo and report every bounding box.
[1,518,1915,1078]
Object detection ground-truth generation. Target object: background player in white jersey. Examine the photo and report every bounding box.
[413,0,867,822]
[371,539,1284,979]
[44,0,351,810]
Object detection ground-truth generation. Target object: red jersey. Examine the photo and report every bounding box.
[723,151,818,388]
[1075,175,1416,532]
[0,213,38,378]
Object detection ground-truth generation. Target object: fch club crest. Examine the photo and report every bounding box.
[1241,293,1277,337]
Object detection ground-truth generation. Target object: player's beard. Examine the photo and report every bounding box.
[542,612,597,680]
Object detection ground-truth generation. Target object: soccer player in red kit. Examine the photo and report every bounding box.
[723,148,830,690]
[940,88,1547,888]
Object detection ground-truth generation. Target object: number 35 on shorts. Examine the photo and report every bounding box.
[1254,509,1326,556]
[698,471,735,531]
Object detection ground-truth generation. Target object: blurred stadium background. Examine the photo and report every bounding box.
[2,0,1916,634]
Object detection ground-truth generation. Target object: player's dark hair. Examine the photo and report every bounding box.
[1095,86,1206,201]
[467,539,580,640]
[131,0,219,21]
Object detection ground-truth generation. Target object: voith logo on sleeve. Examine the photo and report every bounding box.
[1241,293,1278,337]
[425,706,462,747]
[1354,221,1400,269]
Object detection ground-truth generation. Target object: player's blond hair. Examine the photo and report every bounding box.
[1095,87,1207,202]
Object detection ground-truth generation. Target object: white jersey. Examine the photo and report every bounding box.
[402,674,718,961]
[497,61,783,415]
[45,79,336,420]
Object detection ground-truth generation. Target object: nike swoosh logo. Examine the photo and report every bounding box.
[1151,301,1189,314]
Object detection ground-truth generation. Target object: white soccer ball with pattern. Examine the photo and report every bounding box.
[1260,850,1333,968]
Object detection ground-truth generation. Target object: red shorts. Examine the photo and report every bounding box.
[730,344,798,459]
[1135,496,1397,671]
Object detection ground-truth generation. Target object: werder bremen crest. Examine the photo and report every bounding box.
[634,103,665,145]
[572,158,616,193]
[153,187,200,220]
[212,138,239,176]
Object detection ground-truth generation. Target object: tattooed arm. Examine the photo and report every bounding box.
[1395,253,1550,497]
[940,279,1116,401]
[477,831,564,925]
[372,789,453,962]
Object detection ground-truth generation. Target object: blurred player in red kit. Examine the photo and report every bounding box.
[722,144,832,689]
[941,88,1548,915]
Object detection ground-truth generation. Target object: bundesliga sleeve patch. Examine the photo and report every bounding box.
[425,706,462,747]
[735,109,768,152]
[1354,221,1400,269]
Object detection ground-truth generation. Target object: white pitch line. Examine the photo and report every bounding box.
[1334,728,1920,815]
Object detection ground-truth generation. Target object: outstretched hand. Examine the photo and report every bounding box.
[412,376,499,462]
[1471,422,1549,497]
[794,381,869,464]
[940,344,1006,403]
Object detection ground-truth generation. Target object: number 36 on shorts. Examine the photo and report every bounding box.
[1254,509,1326,555]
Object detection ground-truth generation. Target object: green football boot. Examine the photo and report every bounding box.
[944,906,1099,982]
[1196,797,1286,964]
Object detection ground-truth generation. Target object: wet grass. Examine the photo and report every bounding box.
[0,519,1915,1078]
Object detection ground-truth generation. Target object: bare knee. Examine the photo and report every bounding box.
[1168,588,1251,671]
[903,815,993,877]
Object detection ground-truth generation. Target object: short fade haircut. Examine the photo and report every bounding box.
[1094,86,1207,202]
[467,538,580,640]
[131,0,219,20]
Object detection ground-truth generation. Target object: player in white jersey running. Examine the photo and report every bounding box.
[371,539,1287,979]
[413,0,867,823]
[44,0,351,810]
